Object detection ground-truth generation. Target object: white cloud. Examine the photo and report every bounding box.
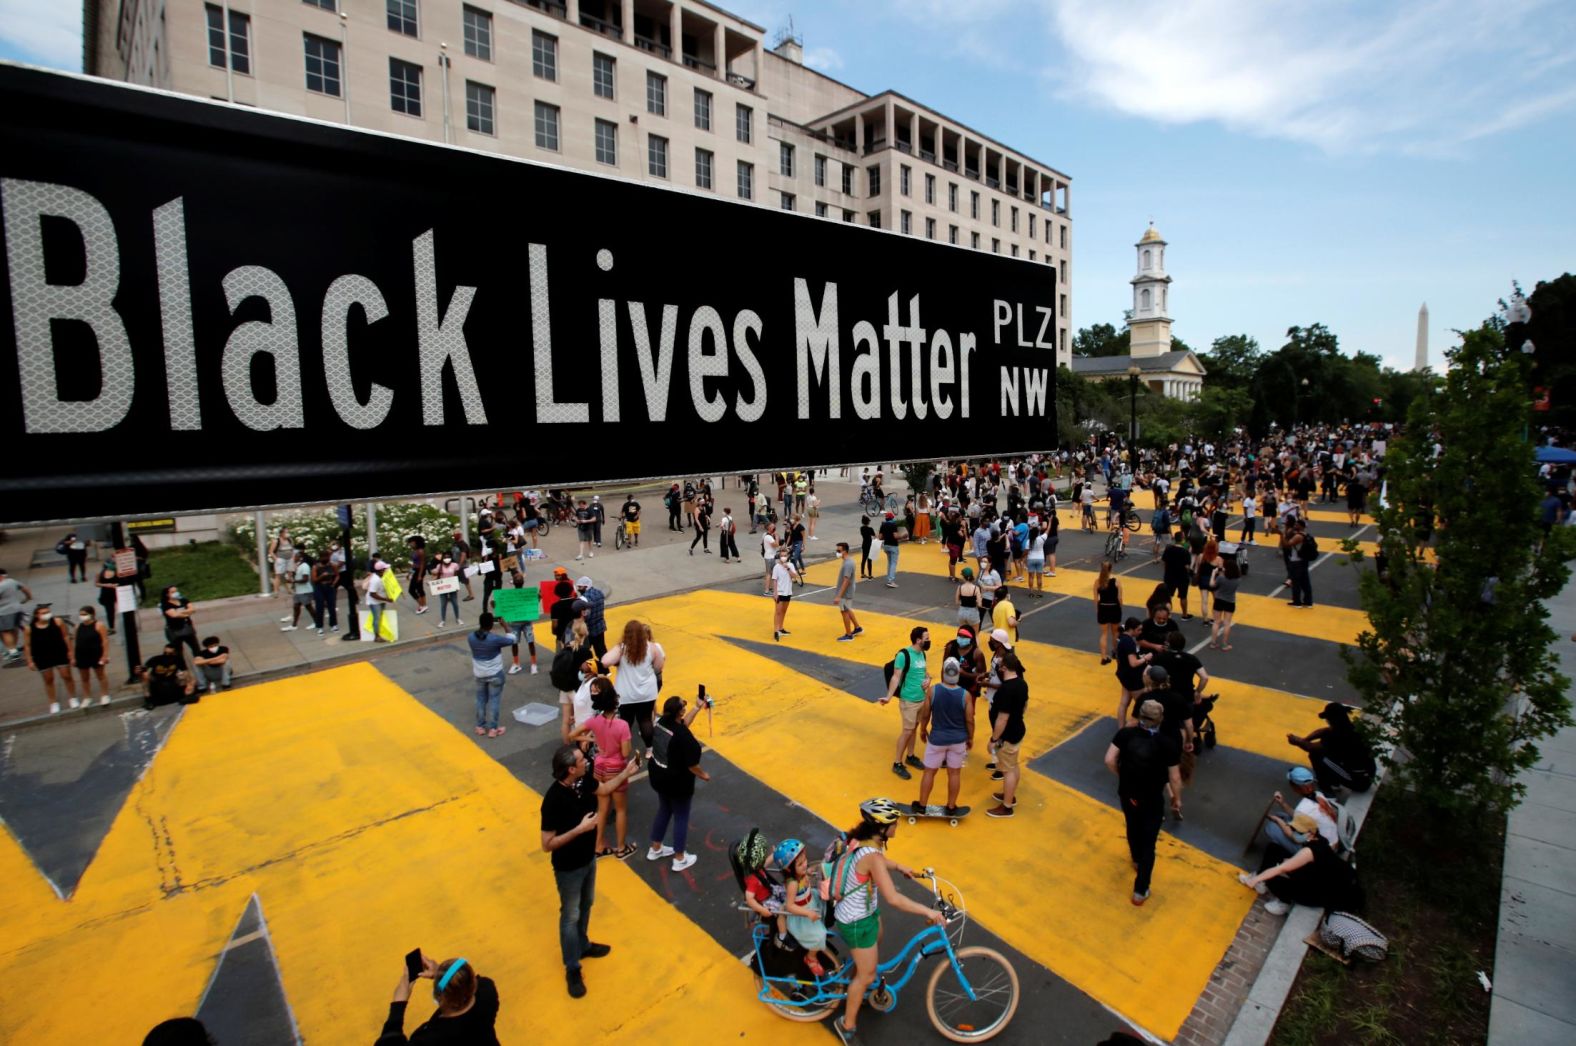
[802,46,844,72]
[0,0,82,70]
[1044,0,1576,153]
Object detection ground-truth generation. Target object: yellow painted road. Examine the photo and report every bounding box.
[0,665,813,1046]
[616,589,1328,1039]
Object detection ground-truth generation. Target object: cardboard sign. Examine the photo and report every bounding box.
[499,555,519,572]
[491,588,540,623]
[463,565,480,579]
[477,560,496,575]
[359,609,398,642]
[114,548,138,578]
[426,576,460,596]
[115,585,138,613]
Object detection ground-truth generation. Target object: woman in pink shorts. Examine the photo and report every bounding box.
[572,683,638,859]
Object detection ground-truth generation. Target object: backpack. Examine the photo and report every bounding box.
[882,648,913,690]
[55,538,70,556]
[1302,533,1319,559]
[818,833,871,926]
[1318,911,1388,963]
[549,642,582,692]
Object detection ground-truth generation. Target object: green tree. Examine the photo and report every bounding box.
[1072,322,1129,358]
[1525,273,1576,429]
[1345,321,1574,821]
[1200,334,1262,392]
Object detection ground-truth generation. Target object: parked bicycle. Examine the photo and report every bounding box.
[748,867,1020,1042]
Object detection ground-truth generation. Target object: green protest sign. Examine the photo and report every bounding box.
[491,588,540,623]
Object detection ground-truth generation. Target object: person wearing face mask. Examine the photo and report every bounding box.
[311,548,340,635]
[25,603,77,714]
[1105,698,1183,906]
[770,549,800,642]
[943,625,987,746]
[72,605,112,706]
[880,626,932,780]
[158,585,202,666]
[431,552,462,628]
[832,541,863,642]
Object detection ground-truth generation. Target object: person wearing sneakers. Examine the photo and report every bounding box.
[1262,766,1340,861]
[912,657,974,818]
[502,571,539,676]
[830,798,947,1044]
[576,576,608,659]
[985,652,1028,818]
[881,626,931,780]
[879,511,902,588]
[832,542,863,642]
[646,695,709,872]
[541,743,639,999]
[1238,815,1360,917]
[467,613,515,739]
[770,548,800,642]
[280,550,320,633]
[1105,699,1182,905]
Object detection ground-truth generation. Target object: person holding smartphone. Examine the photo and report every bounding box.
[374,951,499,1044]
[646,693,710,872]
[541,743,640,999]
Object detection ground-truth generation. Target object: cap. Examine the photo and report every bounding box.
[1137,699,1164,726]
[941,657,962,684]
[956,624,975,639]
[1287,766,1316,786]
[990,627,1012,648]
[592,495,600,502]
[885,512,895,519]
[552,566,570,579]
[1288,813,1321,837]
[1318,702,1352,721]
[373,560,389,570]
[576,576,593,589]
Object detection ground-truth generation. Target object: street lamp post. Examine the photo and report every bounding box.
[1127,365,1141,447]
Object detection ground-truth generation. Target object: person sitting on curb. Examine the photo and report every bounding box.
[1238,815,1362,917]
[138,643,197,708]
[1262,766,1340,860]
[191,636,232,693]
[1288,702,1377,794]
[911,657,974,818]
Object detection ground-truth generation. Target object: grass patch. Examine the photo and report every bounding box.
[1269,788,1504,1046]
[138,541,260,607]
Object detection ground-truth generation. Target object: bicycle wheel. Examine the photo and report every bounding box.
[755,974,838,1023]
[1104,532,1125,561]
[537,518,550,539]
[1124,513,1142,532]
[886,493,903,512]
[615,524,626,550]
[925,946,1021,1042]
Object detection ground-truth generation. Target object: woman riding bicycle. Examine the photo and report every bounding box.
[832,798,946,1043]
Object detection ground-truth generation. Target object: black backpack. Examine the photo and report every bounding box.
[882,648,913,689]
[549,642,583,692]
[1302,533,1319,559]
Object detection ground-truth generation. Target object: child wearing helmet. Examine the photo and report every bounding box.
[735,830,787,943]
[776,839,835,977]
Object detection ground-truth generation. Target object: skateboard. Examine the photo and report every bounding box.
[905,804,972,826]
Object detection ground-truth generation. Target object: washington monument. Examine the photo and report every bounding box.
[1415,302,1429,371]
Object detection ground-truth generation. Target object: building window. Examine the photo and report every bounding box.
[779,142,794,177]
[648,134,668,178]
[781,192,796,211]
[532,30,557,81]
[1061,294,1069,317]
[534,101,560,150]
[205,5,250,74]
[843,210,855,223]
[900,165,911,196]
[971,232,980,249]
[736,104,752,143]
[304,0,337,10]
[1011,206,1019,233]
[594,118,617,165]
[992,238,1000,254]
[991,200,1000,226]
[949,183,958,212]
[462,6,492,60]
[1060,225,1067,249]
[1061,329,1068,354]
[694,88,711,130]
[386,0,417,37]
[1046,221,1052,245]
[1011,244,1020,257]
[303,33,341,96]
[592,52,615,99]
[695,148,713,189]
[868,211,881,229]
[900,210,911,235]
[814,155,827,187]
[948,225,958,245]
[841,165,854,195]
[1028,213,1036,238]
[389,57,422,116]
[924,173,935,205]
[465,81,495,135]
[970,191,980,219]
[815,201,828,218]
[925,217,936,240]
[646,71,666,116]
[737,161,754,200]
[867,166,881,196]
[1060,259,1068,284]
[1029,249,1036,261]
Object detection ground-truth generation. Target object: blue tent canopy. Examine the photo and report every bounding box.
[1534,445,1576,464]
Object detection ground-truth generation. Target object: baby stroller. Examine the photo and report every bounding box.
[1191,693,1220,752]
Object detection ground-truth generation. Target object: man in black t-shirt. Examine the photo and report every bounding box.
[541,743,639,998]
[1139,603,1181,654]
[1105,700,1182,905]
[1159,534,1192,617]
[621,496,642,547]
[1153,631,1207,705]
[139,644,195,708]
[986,653,1029,819]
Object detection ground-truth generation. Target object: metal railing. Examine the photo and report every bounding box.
[682,54,716,73]
[523,0,568,17]
[895,140,912,154]
[727,72,755,89]
[579,14,620,39]
[633,34,671,59]
[943,160,958,173]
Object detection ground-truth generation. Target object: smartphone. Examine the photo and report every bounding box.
[404,948,423,981]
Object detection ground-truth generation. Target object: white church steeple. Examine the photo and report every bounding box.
[1129,223,1173,358]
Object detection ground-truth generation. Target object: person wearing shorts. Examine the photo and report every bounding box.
[882,627,931,780]
[770,550,799,641]
[832,542,863,642]
[911,658,973,816]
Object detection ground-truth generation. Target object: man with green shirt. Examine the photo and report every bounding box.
[881,626,932,779]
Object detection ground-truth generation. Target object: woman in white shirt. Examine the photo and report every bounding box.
[602,619,666,753]
[760,523,780,596]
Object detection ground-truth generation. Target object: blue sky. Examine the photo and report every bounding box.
[3,0,1574,370]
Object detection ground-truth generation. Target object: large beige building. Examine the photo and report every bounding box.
[83,0,1072,363]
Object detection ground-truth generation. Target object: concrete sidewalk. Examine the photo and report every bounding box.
[1488,579,1576,1043]
[0,471,878,729]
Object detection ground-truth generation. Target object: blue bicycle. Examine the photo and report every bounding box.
[748,869,1020,1042]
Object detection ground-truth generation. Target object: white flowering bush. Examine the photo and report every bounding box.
[228,504,459,572]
